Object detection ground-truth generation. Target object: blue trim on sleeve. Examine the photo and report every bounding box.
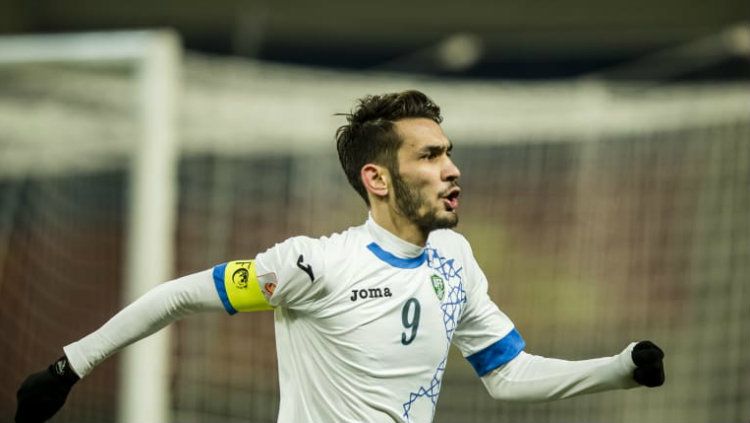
[212,263,237,315]
[366,242,426,269]
[466,328,525,376]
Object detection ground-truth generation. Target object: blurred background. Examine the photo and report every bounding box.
[0,1,748,422]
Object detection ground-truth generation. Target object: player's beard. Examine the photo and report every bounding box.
[392,170,458,235]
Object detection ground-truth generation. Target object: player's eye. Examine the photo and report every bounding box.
[422,150,441,160]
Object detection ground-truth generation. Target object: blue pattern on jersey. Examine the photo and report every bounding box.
[402,245,467,422]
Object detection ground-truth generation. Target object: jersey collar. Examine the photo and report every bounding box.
[365,215,427,268]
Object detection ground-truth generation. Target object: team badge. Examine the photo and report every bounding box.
[431,274,445,300]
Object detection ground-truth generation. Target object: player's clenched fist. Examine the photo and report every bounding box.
[631,340,665,387]
[16,356,79,423]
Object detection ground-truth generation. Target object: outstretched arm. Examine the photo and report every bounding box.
[16,269,223,423]
[63,269,222,377]
[481,341,665,402]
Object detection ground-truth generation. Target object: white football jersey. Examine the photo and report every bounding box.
[213,217,525,423]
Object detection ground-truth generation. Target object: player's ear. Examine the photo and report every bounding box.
[361,163,389,199]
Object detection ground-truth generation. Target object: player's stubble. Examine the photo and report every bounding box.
[392,169,459,235]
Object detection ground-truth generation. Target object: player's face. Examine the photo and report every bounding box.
[391,118,461,233]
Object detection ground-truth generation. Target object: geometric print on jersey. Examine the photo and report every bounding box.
[402,245,467,422]
[426,247,468,343]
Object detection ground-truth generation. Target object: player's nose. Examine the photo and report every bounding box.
[443,157,461,181]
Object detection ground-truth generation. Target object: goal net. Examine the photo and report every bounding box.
[1,33,748,423]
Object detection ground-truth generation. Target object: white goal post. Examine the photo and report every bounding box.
[0,31,180,423]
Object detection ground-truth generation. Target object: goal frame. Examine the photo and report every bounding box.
[0,30,180,423]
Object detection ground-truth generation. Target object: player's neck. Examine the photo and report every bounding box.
[369,206,428,247]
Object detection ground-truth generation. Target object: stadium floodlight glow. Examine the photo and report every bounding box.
[0,30,180,423]
[438,33,483,72]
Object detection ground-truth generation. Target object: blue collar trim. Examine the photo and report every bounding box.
[367,242,426,269]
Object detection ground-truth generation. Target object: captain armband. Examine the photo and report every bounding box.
[212,260,277,314]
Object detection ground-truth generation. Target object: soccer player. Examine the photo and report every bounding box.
[15,90,665,423]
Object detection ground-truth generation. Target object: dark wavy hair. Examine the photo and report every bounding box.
[335,90,443,205]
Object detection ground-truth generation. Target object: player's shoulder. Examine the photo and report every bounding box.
[427,228,473,254]
[427,229,485,290]
[256,225,366,286]
[427,229,479,269]
[274,222,367,256]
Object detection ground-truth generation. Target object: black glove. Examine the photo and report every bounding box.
[16,355,80,423]
[631,340,665,387]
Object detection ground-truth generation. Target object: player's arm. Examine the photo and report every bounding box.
[479,340,664,402]
[16,230,322,423]
[16,261,274,423]
[452,234,664,402]
[61,268,236,377]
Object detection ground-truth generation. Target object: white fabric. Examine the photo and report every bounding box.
[481,343,639,401]
[254,217,518,423]
[63,270,222,377]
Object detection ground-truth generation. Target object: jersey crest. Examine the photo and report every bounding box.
[430,274,445,300]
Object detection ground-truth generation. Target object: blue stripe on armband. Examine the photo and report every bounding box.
[466,328,525,376]
[212,263,237,315]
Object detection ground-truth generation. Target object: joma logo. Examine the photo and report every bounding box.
[350,287,393,301]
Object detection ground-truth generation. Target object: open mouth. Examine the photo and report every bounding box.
[443,188,461,211]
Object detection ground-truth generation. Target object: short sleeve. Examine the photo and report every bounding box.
[253,235,327,310]
[451,237,525,377]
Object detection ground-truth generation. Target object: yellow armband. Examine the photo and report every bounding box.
[212,260,276,314]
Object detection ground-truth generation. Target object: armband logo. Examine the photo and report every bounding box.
[232,267,250,289]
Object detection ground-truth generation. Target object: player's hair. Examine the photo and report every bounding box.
[335,90,443,205]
